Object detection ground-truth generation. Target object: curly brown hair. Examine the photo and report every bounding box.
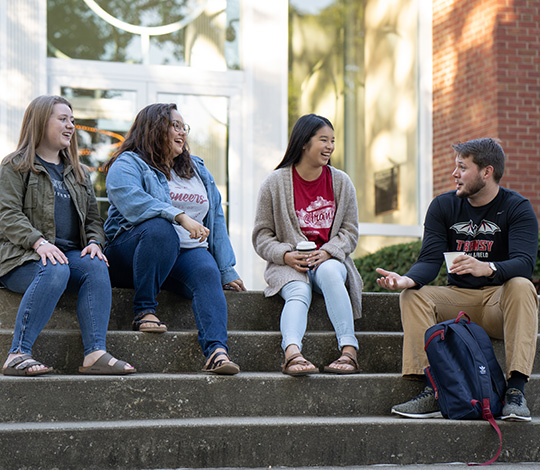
[103,103,193,179]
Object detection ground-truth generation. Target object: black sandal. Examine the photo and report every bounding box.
[132,311,167,333]
[202,351,240,375]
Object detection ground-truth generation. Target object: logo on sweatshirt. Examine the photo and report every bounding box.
[450,219,501,237]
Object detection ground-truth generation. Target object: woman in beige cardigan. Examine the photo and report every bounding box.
[252,114,363,376]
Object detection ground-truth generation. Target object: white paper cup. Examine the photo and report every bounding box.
[296,241,317,269]
[444,252,462,272]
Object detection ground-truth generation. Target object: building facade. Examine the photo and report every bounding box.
[1,0,537,290]
[432,0,540,215]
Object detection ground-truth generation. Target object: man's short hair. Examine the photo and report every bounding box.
[452,138,505,183]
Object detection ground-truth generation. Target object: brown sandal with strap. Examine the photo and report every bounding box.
[324,351,359,374]
[281,352,319,376]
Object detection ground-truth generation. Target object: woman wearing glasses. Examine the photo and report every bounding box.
[103,103,244,375]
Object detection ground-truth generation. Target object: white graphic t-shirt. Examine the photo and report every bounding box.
[168,170,209,249]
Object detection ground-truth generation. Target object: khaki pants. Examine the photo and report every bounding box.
[399,277,538,378]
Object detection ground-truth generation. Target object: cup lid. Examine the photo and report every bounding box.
[296,240,317,250]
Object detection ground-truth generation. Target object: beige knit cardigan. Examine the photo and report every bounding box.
[252,166,363,319]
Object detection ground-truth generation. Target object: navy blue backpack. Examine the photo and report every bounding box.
[424,311,507,466]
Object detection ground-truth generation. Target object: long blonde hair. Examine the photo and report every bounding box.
[2,95,85,183]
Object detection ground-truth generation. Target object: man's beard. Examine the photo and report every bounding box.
[456,176,486,199]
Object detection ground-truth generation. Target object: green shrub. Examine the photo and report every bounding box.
[355,233,540,293]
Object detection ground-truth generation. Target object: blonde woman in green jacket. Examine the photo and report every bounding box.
[0,95,135,376]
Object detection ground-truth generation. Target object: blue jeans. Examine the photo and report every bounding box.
[105,218,229,358]
[0,251,111,356]
[279,258,359,352]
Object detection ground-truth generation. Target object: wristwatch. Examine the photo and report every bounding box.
[488,262,497,279]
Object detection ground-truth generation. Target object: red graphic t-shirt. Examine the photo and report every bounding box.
[293,165,335,248]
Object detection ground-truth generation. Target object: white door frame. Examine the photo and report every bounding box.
[48,57,247,276]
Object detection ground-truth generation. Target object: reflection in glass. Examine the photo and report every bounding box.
[158,93,229,224]
[289,0,419,247]
[47,0,240,70]
[289,0,364,174]
[62,87,136,218]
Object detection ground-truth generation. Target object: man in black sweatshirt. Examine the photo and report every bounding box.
[376,138,538,421]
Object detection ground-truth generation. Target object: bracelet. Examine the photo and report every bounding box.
[35,240,49,251]
[88,240,101,246]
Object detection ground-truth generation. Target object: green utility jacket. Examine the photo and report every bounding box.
[0,155,105,277]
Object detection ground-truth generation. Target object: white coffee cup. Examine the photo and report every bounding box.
[296,240,317,253]
[296,241,317,270]
[444,251,462,272]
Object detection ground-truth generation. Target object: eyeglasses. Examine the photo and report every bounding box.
[171,120,190,134]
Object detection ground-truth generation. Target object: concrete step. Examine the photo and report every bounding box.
[0,417,539,469]
[1,287,539,469]
[0,289,404,332]
[1,329,539,375]
[180,465,540,470]
[1,373,538,424]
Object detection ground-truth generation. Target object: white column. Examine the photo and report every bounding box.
[232,0,289,290]
[0,0,47,159]
[418,0,434,222]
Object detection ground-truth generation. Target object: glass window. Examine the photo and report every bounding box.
[289,0,420,253]
[62,86,136,218]
[157,93,230,224]
[47,0,240,70]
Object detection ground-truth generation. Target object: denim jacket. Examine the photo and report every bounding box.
[104,151,240,285]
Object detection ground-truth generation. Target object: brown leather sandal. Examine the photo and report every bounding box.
[281,352,319,376]
[324,351,359,374]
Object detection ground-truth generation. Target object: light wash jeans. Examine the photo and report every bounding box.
[279,258,358,352]
[0,251,111,356]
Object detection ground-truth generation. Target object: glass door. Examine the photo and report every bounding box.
[61,86,139,218]
[48,63,243,237]
[155,92,230,223]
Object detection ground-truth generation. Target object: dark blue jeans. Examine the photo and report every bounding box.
[105,218,229,358]
[0,251,111,356]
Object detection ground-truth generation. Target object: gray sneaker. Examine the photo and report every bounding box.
[501,388,531,422]
[391,386,442,418]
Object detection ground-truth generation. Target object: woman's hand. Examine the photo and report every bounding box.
[81,242,109,267]
[33,238,68,266]
[175,213,210,242]
[224,279,247,291]
[284,251,311,273]
[306,249,331,271]
[284,249,332,272]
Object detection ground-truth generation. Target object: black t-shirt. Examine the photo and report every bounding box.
[405,187,538,289]
[37,156,80,252]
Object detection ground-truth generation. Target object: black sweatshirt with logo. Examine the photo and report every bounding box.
[405,187,538,289]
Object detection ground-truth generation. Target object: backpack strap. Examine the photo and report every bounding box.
[467,399,502,466]
[449,320,503,466]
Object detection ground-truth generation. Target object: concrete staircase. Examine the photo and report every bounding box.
[0,288,539,469]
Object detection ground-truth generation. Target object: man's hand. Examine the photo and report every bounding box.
[375,267,417,290]
[447,254,492,277]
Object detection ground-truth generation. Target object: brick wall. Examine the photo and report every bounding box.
[433,0,540,216]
